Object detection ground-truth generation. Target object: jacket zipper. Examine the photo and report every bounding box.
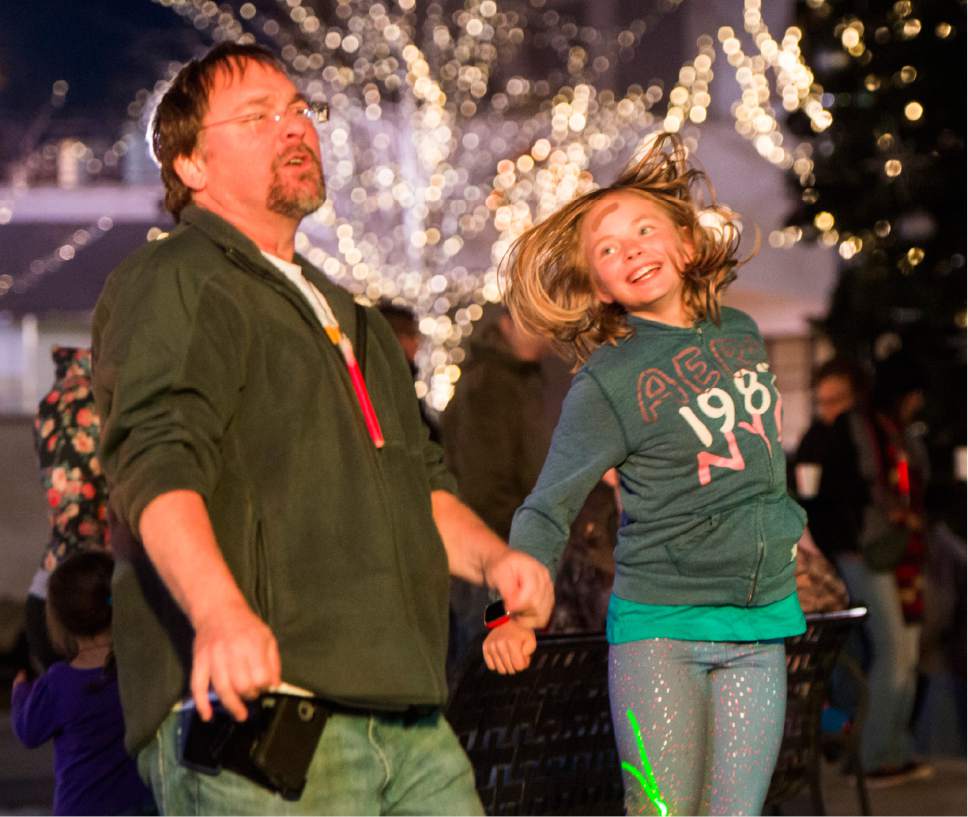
[226,248,376,443]
[748,363,781,602]
[369,456,448,702]
[701,320,761,602]
[228,246,445,702]
[337,319,444,701]
[225,248,328,340]
[762,380,777,491]
[747,536,765,604]
[747,501,765,605]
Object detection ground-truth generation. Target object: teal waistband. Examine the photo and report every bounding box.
[606,591,805,645]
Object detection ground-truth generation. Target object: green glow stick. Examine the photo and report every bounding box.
[620,708,669,816]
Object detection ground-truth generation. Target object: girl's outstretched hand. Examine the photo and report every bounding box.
[483,619,537,675]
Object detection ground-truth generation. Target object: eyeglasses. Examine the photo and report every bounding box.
[200,101,329,131]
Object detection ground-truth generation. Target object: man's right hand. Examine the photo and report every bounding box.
[138,491,283,723]
[483,548,554,630]
[190,599,281,722]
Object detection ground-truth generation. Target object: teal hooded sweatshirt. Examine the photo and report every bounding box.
[509,308,806,609]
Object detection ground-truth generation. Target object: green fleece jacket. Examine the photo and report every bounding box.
[510,308,806,608]
[92,206,455,752]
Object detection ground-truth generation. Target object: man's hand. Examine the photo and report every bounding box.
[483,549,554,629]
[483,619,537,674]
[139,491,282,722]
[12,669,28,690]
[190,599,281,722]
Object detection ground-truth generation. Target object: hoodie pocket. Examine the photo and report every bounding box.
[662,511,756,579]
[758,494,807,579]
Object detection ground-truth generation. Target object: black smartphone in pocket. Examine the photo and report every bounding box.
[247,695,329,798]
[177,700,239,775]
[177,693,328,801]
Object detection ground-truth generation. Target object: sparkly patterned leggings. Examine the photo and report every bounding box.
[608,638,786,816]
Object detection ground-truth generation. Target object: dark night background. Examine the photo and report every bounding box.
[0,3,964,813]
[0,1,186,112]
[2,1,962,495]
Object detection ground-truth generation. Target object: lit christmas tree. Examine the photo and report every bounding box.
[786,0,966,500]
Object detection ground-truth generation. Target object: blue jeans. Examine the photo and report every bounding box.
[138,708,483,815]
[836,553,920,770]
[609,638,786,816]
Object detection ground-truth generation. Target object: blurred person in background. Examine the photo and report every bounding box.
[795,352,933,786]
[793,357,871,566]
[855,352,932,785]
[376,300,440,443]
[442,306,620,675]
[24,347,110,673]
[441,307,554,673]
[12,551,154,816]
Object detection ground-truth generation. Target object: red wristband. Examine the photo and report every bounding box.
[484,599,510,629]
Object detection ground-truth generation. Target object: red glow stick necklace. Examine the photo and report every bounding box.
[305,285,385,449]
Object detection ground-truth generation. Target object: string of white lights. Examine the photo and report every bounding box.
[7,1,836,412]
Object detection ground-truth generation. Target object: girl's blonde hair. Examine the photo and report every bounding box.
[502,132,752,365]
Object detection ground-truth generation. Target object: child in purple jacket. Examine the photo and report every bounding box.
[11,551,154,816]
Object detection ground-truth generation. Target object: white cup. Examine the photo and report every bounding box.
[954,446,967,482]
[795,463,822,498]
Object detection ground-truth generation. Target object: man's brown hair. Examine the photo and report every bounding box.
[150,42,286,219]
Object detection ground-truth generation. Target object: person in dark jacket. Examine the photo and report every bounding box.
[25,347,111,672]
[442,308,622,681]
[441,307,553,673]
[794,357,871,562]
[92,42,552,815]
[442,307,552,540]
[376,300,441,443]
[794,354,933,786]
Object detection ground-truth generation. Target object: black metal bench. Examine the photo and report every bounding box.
[764,606,870,816]
[445,632,623,815]
[445,608,869,815]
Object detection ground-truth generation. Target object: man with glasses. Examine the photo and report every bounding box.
[92,42,553,814]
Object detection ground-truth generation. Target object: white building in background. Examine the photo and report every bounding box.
[0,157,837,422]
[0,183,168,414]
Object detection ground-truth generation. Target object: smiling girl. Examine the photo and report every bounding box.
[483,133,807,815]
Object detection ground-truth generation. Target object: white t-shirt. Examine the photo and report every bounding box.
[261,250,335,332]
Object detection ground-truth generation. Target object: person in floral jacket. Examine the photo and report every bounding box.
[25,346,110,670]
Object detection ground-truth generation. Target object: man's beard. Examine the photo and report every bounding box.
[267,149,326,219]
